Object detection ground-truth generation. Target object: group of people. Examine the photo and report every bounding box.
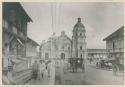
[32,60,52,80]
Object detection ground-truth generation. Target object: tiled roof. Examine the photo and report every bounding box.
[3,2,32,22]
[103,26,124,41]
[27,37,39,46]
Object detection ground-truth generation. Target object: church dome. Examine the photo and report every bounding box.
[73,17,85,32]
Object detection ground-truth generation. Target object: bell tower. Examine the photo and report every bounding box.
[72,17,87,58]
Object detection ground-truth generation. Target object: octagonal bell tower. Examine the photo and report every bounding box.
[72,17,87,59]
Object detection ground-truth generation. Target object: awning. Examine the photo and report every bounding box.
[17,38,24,46]
[10,58,22,64]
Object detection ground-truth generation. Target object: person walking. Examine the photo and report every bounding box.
[32,60,38,80]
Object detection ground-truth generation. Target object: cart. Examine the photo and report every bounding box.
[68,58,85,73]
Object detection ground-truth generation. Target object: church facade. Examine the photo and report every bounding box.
[40,18,87,60]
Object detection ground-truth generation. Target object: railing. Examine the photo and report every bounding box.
[2,54,33,85]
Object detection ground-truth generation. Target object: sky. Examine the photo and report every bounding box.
[21,2,124,49]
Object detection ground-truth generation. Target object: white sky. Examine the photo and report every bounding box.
[21,2,124,49]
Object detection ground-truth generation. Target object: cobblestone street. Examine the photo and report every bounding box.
[55,63,124,85]
[25,61,124,85]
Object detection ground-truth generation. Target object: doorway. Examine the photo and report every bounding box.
[45,53,49,59]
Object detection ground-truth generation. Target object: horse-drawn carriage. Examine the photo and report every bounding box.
[68,58,85,73]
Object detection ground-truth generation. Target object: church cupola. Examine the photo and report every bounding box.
[78,17,81,22]
[61,31,65,36]
[73,17,85,33]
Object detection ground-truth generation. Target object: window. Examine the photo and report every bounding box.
[17,18,22,29]
[62,46,64,50]
[80,33,82,36]
[3,19,8,29]
[61,53,65,59]
[56,46,58,50]
[80,54,82,58]
[45,53,49,59]
[113,42,115,50]
[68,47,70,50]
[80,46,82,50]
[76,33,77,36]
[2,19,4,27]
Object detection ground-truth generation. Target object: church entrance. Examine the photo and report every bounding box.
[61,53,65,59]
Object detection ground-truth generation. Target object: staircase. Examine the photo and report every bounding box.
[2,55,33,85]
[14,68,33,84]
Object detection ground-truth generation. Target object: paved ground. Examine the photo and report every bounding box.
[26,61,56,85]
[26,62,124,85]
[26,77,50,85]
[55,63,124,85]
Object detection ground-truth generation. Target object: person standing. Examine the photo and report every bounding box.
[111,55,119,76]
[32,60,38,80]
[112,60,119,76]
[38,60,42,80]
[49,60,55,85]
[47,60,51,77]
[39,60,46,80]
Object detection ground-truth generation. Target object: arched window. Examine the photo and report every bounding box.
[80,46,82,50]
[61,53,65,59]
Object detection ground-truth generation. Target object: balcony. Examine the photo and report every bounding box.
[108,48,124,53]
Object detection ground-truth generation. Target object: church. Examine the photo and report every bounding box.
[40,17,87,60]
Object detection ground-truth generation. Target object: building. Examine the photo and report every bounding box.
[26,37,39,67]
[87,49,107,61]
[26,37,39,57]
[103,26,124,64]
[40,17,87,60]
[2,2,32,69]
[2,2,32,57]
[2,3,34,84]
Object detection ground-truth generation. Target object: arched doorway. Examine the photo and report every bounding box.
[61,53,65,59]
